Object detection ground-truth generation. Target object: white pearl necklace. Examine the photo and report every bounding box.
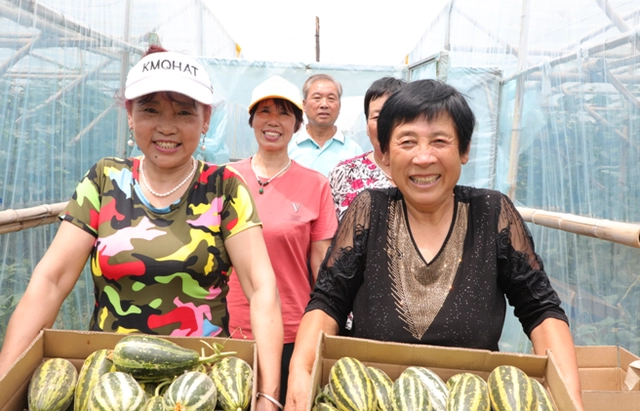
[139,156,197,198]
[250,157,292,194]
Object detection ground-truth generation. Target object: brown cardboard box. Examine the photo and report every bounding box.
[576,345,640,411]
[308,333,580,411]
[0,329,257,411]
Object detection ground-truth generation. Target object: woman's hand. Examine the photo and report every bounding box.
[530,317,585,411]
[285,310,340,411]
[226,226,284,404]
[284,367,312,411]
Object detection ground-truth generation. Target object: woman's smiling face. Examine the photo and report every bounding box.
[251,99,297,152]
[128,91,210,169]
[384,113,469,213]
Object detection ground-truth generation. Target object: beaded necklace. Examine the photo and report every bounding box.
[139,156,197,198]
[250,157,292,194]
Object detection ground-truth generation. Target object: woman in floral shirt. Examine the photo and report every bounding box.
[328,77,405,220]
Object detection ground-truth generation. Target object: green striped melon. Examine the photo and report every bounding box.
[314,403,340,411]
[112,335,201,379]
[314,383,337,408]
[208,356,253,411]
[87,371,147,411]
[366,366,394,411]
[445,373,490,411]
[391,371,434,411]
[143,396,165,411]
[328,357,376,411]
[75,349,116,411]
[487,365,538,411]
[402,366,448,411]
[445,374,467,391]
[530,378,556,411]
[28,358,78,411]
[163,371,217,411]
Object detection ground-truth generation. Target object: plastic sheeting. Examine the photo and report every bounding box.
[1,0,640,356]
[408,0,640,353]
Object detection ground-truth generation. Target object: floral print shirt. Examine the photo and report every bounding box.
[328,151,393,220]
[61,157,260,337]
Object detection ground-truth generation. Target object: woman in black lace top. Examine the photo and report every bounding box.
[285,79,584,411]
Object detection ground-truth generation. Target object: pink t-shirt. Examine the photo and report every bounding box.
[226,159,338,343]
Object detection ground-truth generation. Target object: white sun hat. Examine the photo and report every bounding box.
[248,75,303,112]
[125,51,213,105]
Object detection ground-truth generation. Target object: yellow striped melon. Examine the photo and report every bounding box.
[530,378,557,411]
[28,358,78,411]
[87,371,147,411]
[402,366,448,411]
[392,370,434,411]
[209,356,253,411]
[445,373,490,411]
[75,349,115,411]
[367,366,394,411]
[487,365,538,411]
[328,357,376,411]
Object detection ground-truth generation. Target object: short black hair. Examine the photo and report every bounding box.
[248,98,304,132]
[364,77,406,119]
[377,79,475,155]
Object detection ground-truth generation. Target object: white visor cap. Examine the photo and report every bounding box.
[125,51,213,105]
[248,75,303,113]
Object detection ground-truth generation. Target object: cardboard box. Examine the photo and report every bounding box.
[308,333,580,411]
[0,329,257,411]
[576,345,640,410]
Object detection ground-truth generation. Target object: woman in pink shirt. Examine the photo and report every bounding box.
[226,75,338,408]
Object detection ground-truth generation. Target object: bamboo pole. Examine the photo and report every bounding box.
[0,202,67,235]
[502,27,640,84]
[1,202,638,251]
[518,207,640,249]
[506,0,531,200]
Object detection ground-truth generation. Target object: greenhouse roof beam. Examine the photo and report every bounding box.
[0,0,143,55]
[572,9,640,49]
[0,31,40,76]
[605,67,640,111]
[15,56,116,124]
[70,104,117,144]
[501,27,640,84]
[454,5,519,58]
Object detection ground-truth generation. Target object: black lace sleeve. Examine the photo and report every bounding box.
[496,195,568,336]
[305,190,372,331]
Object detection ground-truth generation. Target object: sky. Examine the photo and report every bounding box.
[203,0,448,66]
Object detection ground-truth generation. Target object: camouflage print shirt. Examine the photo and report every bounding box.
[61,157,261,337]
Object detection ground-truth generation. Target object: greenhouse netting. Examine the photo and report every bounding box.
[0,0,639,356]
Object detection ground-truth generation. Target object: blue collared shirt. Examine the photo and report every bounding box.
[288,128,363,177]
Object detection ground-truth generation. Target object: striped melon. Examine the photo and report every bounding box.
[487,365,538,411]
[314,383,337,408]
[87,371,148,411]
[143,396,165,411]
[530,378,556,411]
[366,367,394,411]
[28,358,78,411]
[392,371,433,411]
[328,357,376,411]
[445,373,490,411]
[314,403,340,411]
[445,374,467,391]
[209,356,253,411]
[163,371,217,411]
[112,335,201,379]
[75,349,116,411]
[402,366,448,411]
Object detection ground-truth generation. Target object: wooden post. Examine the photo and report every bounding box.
[315,16,320,62]
[506,0,531,199]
